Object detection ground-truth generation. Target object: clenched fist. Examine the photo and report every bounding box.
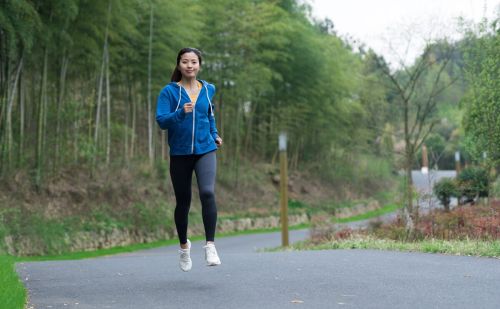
[183,102,194,113]
[215,136,223,147]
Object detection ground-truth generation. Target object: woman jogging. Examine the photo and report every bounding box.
[156,47,223,272]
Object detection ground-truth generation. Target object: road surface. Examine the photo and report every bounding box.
[17,228,500,309]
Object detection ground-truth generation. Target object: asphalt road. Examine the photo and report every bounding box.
[411,170,458,210]
[17,229,500,309]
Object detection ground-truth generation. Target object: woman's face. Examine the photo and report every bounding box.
[178,52,200,79]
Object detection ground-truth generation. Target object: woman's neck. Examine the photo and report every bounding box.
[179,77,198,90]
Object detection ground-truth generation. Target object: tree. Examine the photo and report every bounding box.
[433,178,458,211]
[0,0,40,174]
[375,38,458,237]
[462,18,500,192]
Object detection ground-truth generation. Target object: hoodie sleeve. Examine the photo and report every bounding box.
[208,84,219,140]
[156,87,186,130]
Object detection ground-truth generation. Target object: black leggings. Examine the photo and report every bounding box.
[170,151,217,244]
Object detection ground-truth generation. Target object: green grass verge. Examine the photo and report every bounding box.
[332,203,402,223]
[0,255,26,309]
[279,236,500,258]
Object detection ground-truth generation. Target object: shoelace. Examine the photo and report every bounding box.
[179,250,190,260]
[206,246,217,258]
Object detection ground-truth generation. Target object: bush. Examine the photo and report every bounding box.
[433,178,459,211]
[457,166,489,203]
[491,176,500,198]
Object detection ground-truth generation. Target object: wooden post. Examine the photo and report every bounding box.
[279,132,289,247]
[455,151,461,176]
[421,144,429,174]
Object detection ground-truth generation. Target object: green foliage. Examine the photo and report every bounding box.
[332,203,402,223]
[492,176,500,198]
[0,0,396,186]
[425,134,446,158]
[85,206,127,232]
[433,178,459,209]
[0,0,41,54]
[154,159,169,180]
[317,153,394,194]
[0,201,174,255]
[130,202,172,233]
[288,199,307,210]
[456,166,489,201]
[462,18,500,172]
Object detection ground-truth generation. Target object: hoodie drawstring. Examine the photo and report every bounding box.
[204,85,214,117]
[175,83,213,117]
[175,86,182,111]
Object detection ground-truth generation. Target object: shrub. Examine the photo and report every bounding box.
[433,178,459,211]
[456,166,489,203]
[491,176,500,198]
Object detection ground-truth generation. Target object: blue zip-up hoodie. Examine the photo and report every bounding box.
[156,79,219,156]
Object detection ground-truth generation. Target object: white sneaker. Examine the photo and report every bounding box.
[179,239,192,272]
[203,243,221,266]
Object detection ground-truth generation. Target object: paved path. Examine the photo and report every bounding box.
[412,170,458,210]
[17,230,500,309]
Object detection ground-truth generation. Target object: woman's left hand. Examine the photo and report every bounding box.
[215,136,223,147]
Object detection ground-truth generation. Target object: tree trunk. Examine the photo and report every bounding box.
[131,90,137,159]
[105,45,111,166]
[234,103,242,188]
[19,71,25,168]
[3,56,23,171]
[218,91,224,163]
[405,150,415,239]
[124,77,131,165]
[55,52,69,168]
[161,130,166,160]
[36,49,49,187]
[94,48,105,163]
[243,102,257,156]
[147,2,155,165]
[94,0,111,166]
[0,35,9,133]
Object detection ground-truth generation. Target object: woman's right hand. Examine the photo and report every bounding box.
[183,102,194,113]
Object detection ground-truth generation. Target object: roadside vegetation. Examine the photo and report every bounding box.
[284,181,500,258]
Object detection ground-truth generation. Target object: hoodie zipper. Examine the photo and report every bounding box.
[179,82,202,154]
[191,102,195,154]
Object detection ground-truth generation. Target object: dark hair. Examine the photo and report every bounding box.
[170,47,203,82]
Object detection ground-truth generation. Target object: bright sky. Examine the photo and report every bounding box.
[307,0,500,67]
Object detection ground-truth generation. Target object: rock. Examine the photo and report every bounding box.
[271,175,280,184]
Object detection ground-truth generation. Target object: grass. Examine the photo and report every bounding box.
[278,236,500,258]
[332,203,402,223]
[0,255,26,309]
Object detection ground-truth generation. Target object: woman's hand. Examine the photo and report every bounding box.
[215,136,223,147]
[183,102,194,113]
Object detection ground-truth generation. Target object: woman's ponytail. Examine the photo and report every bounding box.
[171,67,182,82]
